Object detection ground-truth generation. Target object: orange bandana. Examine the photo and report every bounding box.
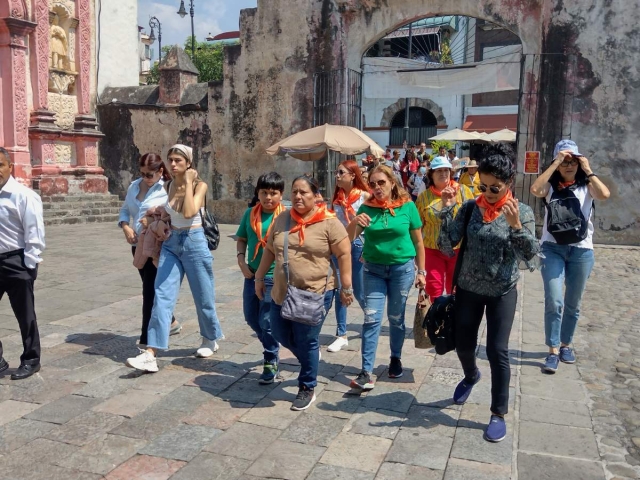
[363,197,410,216]
[250,203,285,260]
[334,188,363,223]
[476,189,513,223]
[289,205,336,246]
[558,180,576,190]
[429,180,459,198]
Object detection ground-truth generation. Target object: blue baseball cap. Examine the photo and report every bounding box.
[429,156,453,170]
[553,139,583,158]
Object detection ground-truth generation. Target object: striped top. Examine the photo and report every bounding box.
[415,184,474,249]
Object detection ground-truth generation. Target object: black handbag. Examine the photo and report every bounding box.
[199,197,220,251]
[424,200,475,355]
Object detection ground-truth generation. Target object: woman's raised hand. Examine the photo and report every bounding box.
[355,212,372,228]
[441,186,457,207]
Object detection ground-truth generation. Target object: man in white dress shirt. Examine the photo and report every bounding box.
[0,148,45,380]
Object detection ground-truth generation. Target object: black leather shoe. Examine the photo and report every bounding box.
[11,363,40,380]
[0,358,8,374]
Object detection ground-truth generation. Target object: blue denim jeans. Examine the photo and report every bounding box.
[147,228,224,350]
[541,242,595,348]
[243,276,279,363]
[270,290,335,389]
[333,239,366,336]
[361,259,415,373]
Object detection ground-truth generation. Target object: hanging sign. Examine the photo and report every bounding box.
[524,151,540,174]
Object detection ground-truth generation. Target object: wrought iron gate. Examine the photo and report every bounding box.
[515,53,577,226]
[312,69,363,198]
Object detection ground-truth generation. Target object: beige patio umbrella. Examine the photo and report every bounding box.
[429,128,489,143]
[266,124,385,161]
[486,128,516,143]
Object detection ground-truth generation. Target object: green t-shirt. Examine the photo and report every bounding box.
[236,207,278,276]
[357,201,422,265]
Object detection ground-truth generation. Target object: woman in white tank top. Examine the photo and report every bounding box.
[126,144,224,373]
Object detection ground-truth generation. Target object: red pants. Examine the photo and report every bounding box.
[424,248,459,302]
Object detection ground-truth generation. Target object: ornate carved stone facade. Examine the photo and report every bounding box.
[0,0,106,195]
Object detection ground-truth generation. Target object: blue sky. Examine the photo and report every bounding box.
[138,0,257,60]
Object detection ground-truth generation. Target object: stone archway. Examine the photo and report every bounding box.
[380,98,446,128]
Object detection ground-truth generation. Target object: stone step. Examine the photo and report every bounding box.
[41,194,120,203]
[44,214,120,226]
[43,200,121,210]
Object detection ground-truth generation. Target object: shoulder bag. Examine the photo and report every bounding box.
[200,196,220,251]
[280,214,332,326]
[424,200,475,355]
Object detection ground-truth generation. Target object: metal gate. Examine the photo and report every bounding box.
[515,53,577,227]
[312,69,363,198]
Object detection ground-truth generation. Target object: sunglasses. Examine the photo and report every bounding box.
[139,171,158,179]
[335,169,350,177]
[560,159,579,167]
[368,179,387,189]
[478,184,502,194]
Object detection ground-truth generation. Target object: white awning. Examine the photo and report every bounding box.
[384,27,440,40]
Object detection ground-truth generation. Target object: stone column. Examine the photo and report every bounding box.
[0,17,37,185]
[29,0,61,185]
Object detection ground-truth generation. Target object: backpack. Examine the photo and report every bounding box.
[543,185,592,245]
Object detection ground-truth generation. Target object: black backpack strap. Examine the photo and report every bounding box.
[452,200,476,291]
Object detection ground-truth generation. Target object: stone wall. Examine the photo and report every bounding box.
[98,0,640,243]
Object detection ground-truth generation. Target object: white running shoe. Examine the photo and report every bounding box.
[196,338,219,358]
[126,350,158,373]
[327,336,348,353]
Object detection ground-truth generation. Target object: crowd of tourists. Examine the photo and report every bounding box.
[0,137,609,444]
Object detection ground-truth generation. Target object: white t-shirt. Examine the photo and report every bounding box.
[541,184,594,249]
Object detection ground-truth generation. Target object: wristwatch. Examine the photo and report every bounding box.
[417,270,427,276]
[342,288,354,296]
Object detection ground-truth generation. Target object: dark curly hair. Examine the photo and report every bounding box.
[477,145,516,183]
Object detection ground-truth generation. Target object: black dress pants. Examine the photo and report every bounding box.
[454,286,518,415]
[0,251,41,365]
[132,247,174,345]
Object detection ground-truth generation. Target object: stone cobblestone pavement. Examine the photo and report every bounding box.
[0,223,637,479]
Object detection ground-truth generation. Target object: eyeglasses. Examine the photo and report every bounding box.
[478,184,502,194]
[368,180,387,189]
[139,171,158,179]
[560,159,579,167]
[335,169,350,177]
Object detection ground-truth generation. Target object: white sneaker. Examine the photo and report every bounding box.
[126,350,158,373]
[327,336,348,353]
[196,338,219,358]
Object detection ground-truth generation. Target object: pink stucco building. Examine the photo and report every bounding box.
[0,0,106,196]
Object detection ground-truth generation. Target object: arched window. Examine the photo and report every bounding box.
[389,107,437,146]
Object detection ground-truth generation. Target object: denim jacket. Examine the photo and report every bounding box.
[118,179,168,236]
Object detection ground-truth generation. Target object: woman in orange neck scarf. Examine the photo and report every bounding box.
[254,175,353,411]
[235,172,286,385]
[346,165,426,391]
[416,156,474,303]
[326,160,371,353]
[438,150,539,444]
[529,139,609,376]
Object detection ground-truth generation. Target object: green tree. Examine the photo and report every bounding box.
[146,37,235,85]
[430,139,454,152]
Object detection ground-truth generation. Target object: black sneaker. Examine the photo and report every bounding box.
[291,386,316,411]
[388,357,403,378]
[350,370,375,391]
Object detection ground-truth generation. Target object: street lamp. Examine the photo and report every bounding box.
[177,0,195,58]
[148,16,162,62]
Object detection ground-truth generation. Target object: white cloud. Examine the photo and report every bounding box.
[137,0,229,57]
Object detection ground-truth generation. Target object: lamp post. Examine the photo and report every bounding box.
[177,0,195,58]
[148,16,162,62]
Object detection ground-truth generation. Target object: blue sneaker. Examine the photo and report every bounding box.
[453,370,482,405]
[259,362,278,385]
[484,415,507,443]
[543,354,559,373]
[559,347,576,364]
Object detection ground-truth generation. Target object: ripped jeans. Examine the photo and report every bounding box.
[360,259,415,373]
